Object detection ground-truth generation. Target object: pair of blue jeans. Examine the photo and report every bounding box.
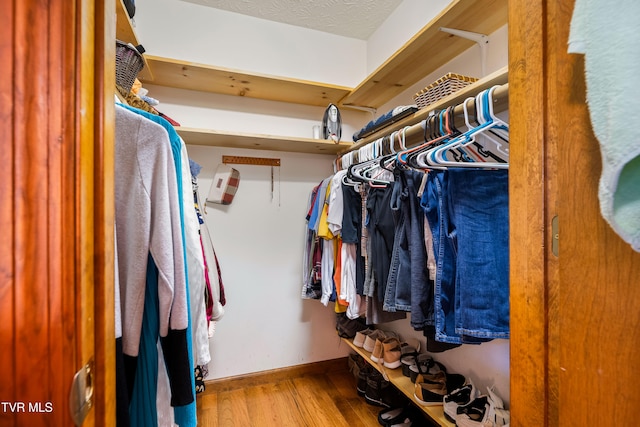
[422,169,509,342]
[385,167,433,330]
[448,169,509,339]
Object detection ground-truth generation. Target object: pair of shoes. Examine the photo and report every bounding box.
[348,353,367,382]
[377,405,414,426]
[378,405,424,426]
[378,337,404,369]
[357,364,374,396]
[400,339,421,357]
[363,369,405,409]
[336,313,367,338]
[378,406,407,425]
[367,331,403,369]
[363,330,390,353]
[399,339,421,377]
[414,371,466,407]
[443,382,478,422]
[455,387,510,427]
[409,355,443,383]
[194,366,205,394]
[353,328,375,348]
[365,370,392,407]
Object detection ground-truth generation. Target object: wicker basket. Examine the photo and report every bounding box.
[115,40,144,96]
[413,73,478,109]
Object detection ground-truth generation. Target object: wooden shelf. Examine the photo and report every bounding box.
[116,0,508,155]
[343,338,454,427]
[141,55,353,107]
[176,127,352,155]
[115,0,138,46]
[341,0,508,109]
[115,0,152,81]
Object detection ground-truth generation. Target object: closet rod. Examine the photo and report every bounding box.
[338,83,509,165]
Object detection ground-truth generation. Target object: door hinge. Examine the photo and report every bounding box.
[551,215,559,257]
[69,359,94,426]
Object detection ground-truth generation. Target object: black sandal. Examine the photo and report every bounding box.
[194,365,205,394]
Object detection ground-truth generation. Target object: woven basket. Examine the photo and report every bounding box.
[413,73,478,109]
[115,40,144,96]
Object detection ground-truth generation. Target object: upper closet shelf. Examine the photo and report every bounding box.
[141,55,353,107]
[176,127,352,155]
[346,65,509,151]
[115,0,153,81]
[115,0,138,46]
[341,0,508,109]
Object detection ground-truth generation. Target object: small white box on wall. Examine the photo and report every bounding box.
[206,164,240,205]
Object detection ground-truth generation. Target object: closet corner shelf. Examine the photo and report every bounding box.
[341,0,508,109]
[176,127,353,155]
[342,338,454,427]
[340,65,509,155]
[140,55,353,107]
[115,0,153,81]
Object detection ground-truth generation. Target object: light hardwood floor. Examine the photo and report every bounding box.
[196,358,384,427]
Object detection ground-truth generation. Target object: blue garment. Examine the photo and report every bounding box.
[421,171,460,343]
[122,106,196,426]
[448,169,510,339]
[384,173,412,312]
[422,171,494,344]
[399,168,432,330]
[308,178,330,232]
[129,256,160,427]
[384,166,432,332]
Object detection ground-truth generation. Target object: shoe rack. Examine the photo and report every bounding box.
[342,338,455,427]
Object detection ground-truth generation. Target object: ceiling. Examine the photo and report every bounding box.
[179,0,403,40]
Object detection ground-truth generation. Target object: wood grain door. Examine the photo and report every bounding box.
[0,0,115,425]
[510,0,640,425]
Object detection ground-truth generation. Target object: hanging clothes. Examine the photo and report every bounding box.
[114,104,197,427]
[308,89,511,346]
[301,183,322,300]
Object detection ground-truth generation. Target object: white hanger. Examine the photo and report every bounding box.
[424,87,509,169]
[411,108,461,170]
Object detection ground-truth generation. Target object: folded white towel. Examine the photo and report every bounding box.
[569,0,640,252]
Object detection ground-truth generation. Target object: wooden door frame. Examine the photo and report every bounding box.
[93,0,116,424]
[0,0,114,425]
[508,0,558,425]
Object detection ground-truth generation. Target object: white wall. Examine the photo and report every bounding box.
[188,145,349,378]
[366,0,452,73]
[133,0,511,407]
[141,84,364,141]
[374,24,509,115]
[134,0,366,87]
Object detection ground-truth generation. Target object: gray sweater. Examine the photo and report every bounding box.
[114,105,188,357]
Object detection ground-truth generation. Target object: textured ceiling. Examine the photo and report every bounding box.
[179,0,403,40]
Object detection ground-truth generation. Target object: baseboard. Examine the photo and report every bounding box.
[203,357,349,392]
